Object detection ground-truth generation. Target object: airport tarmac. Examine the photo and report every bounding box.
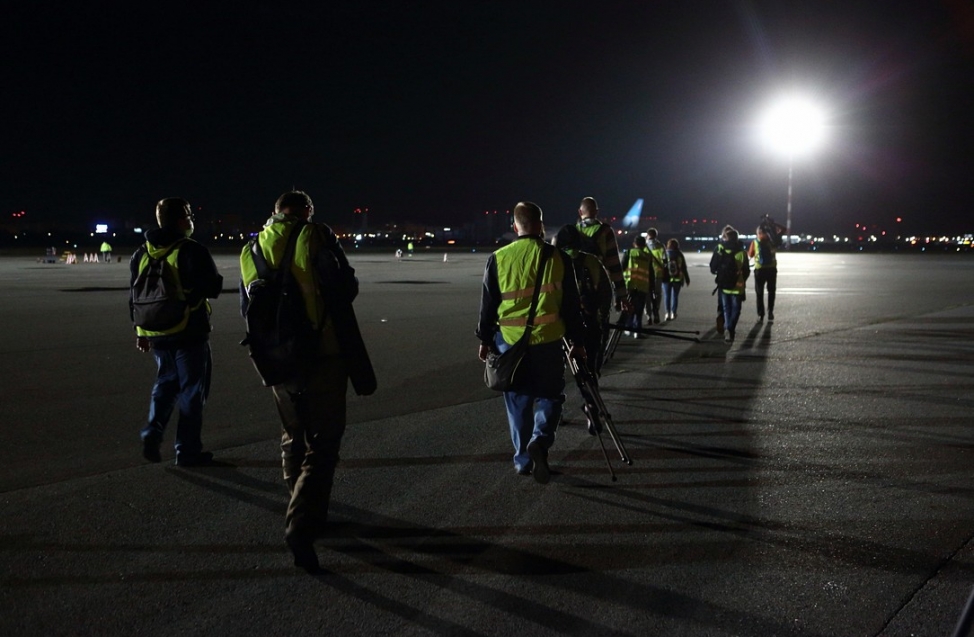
[1,248,973,636]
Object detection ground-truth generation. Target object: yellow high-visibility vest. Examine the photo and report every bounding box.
[495,238,565,346]
[623,246,652,293]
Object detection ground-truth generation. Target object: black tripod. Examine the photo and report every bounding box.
[602,310,630,363]
[564,339,632,481]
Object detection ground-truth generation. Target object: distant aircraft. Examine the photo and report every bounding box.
[620,199,643,230]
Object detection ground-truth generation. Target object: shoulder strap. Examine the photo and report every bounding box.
[523,243,553,331]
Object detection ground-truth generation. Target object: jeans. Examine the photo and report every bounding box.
[720,291,743,336]
[754,268,777,316]
[649,277,663,318]
[495,333,565,472]
[662,282,683,316]
[142,341,212,458]
[273,356,348,538]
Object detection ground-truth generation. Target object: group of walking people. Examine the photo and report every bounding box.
[620,228,692,334]
[710,223,778,343]
[128,191,778,574]
[477,200,780,489]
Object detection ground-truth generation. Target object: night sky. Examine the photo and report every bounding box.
[4,1,973,236]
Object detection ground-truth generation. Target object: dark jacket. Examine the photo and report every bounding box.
[238,216,375,396]
[129,227,223,348]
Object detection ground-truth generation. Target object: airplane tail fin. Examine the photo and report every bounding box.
[621,199,643,229]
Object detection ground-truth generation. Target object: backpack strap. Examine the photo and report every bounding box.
[522,243,552,335]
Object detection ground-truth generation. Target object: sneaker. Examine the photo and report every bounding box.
[516,466,532,476]
[142,435,161,463]
[653,313,661,324]
[174,451,214,467]
[725,330,735,344]
[757,312,764,321]
[527,440,550,484]
[716,315,725,335]
[768,311,775,322]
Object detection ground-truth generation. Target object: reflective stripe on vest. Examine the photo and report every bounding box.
[494,238,566,345]
[624,247,651,292]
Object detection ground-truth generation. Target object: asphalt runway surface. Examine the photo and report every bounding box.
[1,247,973,636]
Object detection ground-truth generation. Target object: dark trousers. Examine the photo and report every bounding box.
[754,268,777,316]
[273,356,348,538]
[628,290,647,330]
[142,341,211,458]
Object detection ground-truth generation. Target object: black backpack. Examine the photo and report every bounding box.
[666,255,682,279]
[755,240,774,266]
[241,222,317,387]
[131,240,188,332]
[577,222,604,257]
[714,249,741,290]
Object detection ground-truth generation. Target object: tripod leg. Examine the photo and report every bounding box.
[586,375,633,466]
[603,327,621,363]
[593,425,618,482]
[583,403,600,436]
[600,410,633,466]
[565,343,627,480]
[603,310,630,363]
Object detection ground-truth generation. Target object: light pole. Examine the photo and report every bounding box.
[758,95,825,247]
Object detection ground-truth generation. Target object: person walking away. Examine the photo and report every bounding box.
[478,202,587,484]
[748,225,777,321]
[644,228,666,324]
[576,196,632,316]
[661,238,690,320]
[240,190,375,573]
[552,224,612,376]
[622,235,652,336]
[100,241,113,264]
[130,197,223,466]
[709,226,749,343]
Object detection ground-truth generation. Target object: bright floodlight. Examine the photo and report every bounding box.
[758,96,825,157]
